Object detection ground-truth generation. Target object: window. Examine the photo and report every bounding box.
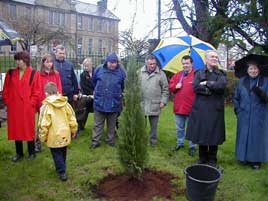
[48,11,65,26]
[77,15,82,30]
[24,6,31,17]
[102,20,107,33]
[88,38,93,54]
[108,40,112,53]
[88,17,93,31]
[49,11,53,24]
[107,21,113,33]
[97,19,102,32]
[60,13,65,26]
[54,12,60,25]
[9,4,17,20]
[98,39,103,54]
[77,38,83,55]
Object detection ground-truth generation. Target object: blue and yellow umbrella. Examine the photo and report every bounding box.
[152,35,217,73]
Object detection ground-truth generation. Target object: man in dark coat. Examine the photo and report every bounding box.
[54,45,79,105]
[186,50,227,167]
[91,53,126,149]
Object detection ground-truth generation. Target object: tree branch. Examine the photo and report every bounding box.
[171,0,193,34]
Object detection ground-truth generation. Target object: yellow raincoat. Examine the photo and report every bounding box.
[38,94,78,148]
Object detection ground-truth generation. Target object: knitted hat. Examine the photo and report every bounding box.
[106,53,119,63]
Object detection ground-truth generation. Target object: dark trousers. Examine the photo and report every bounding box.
[15,140,35,156]
[199,145,218,165]
[77,107,90,130]
[50,147,67,175]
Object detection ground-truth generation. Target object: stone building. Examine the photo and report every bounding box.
[0,0,120,55]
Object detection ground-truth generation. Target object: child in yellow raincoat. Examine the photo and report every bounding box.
[38,82,78,181]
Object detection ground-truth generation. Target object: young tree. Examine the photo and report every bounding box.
[117,57,148,180]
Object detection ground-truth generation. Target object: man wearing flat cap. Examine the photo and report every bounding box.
[91,53,126,149]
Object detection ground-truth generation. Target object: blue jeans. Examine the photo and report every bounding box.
[50,147,67,175]
[175,114,196,148]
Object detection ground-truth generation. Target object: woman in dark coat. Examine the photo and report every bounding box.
[186,50,227,167]
[233,62,268,169]
[74,58,94,135]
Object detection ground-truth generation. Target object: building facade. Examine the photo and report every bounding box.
[0,0,120,55]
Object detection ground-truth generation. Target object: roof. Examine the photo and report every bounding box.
[11,0,120,21]
[12,0,35,5]
[75,1,119,21]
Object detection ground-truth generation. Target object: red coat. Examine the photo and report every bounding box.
[2,67,40,141]
[37,70,62,110]
[169,70,196,115]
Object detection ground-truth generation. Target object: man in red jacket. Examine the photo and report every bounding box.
[169,55,196,156]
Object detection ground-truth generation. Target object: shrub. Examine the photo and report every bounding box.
[117,57,148,180]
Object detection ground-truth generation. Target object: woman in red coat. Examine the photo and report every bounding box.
[35,53,62,152]
[2,51,40,161]
[37,54,62,110]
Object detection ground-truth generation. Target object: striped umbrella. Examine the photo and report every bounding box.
[152,35,217,73]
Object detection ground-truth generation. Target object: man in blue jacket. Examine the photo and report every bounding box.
[91,53,126,149]
[54,45,79,105]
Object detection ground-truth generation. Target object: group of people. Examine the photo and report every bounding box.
[140,50,268,170]
[144,50,226,168]
[2,46,268,182]
[2,45,93,181]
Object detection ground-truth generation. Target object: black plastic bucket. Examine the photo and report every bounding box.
[184,164,222,201]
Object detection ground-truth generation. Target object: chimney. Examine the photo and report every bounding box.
[97,0,107,10]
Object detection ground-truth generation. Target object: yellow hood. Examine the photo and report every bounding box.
[42,94,68,108]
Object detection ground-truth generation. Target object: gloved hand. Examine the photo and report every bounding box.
[252,86,263,97]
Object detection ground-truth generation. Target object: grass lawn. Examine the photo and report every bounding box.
[0,103,267,201]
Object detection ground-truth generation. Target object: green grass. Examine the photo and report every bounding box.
[0,104,267,201]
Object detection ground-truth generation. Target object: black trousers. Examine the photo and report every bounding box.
[15,140,35,156]
[199,145,218,165]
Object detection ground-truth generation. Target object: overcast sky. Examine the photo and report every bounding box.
[79,0,183,39]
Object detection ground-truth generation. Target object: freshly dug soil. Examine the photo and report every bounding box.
[94,168,184,201]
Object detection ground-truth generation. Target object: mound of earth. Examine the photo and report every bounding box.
[94,168,184,201]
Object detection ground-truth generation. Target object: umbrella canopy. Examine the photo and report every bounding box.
[152,35,217,73]
[234,54,268,78]
[0,18,22,45]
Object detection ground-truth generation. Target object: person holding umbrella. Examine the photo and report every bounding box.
[186,50,227,167]
[233,54,268,170]
[169,55,196,156]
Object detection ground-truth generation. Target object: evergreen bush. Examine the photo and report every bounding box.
[117,56,148,180]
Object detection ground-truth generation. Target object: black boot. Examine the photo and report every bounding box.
[13,141,24,162]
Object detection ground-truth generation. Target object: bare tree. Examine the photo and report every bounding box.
[8,16,72,51]
[118,1,151,57]
[119,29,149,57]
